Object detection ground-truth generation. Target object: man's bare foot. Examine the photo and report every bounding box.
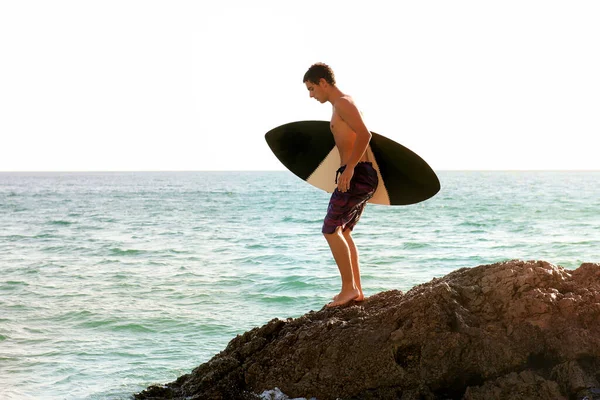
[333,290,364,302]
[327,288,361,308]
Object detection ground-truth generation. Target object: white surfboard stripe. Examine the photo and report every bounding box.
[306,146,391,206]
[306,146,339,193]
[366,146,391,206]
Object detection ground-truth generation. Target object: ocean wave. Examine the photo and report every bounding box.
[167,249,189,254]
[56,310,95,322]
[402,242,430,250]
[259,280,313,295]
[230,253,289,265]
[457,221,488,228]
[112,323,154,333]
[92,217,118,223]
[41,245,93,254]
[41,246,65,252]
[281,216,322,224]
[244,243,269,250]
[250,294,297,304]
[48,220,74,226]
[1,280,30,289]
[2,235,33,241]
[148,260,170,266]
[109,248,146,256]
[34,233,56,239]
[74,224,104,231]
[75,317,155,333]
[77,319,117,329]
[98,258,120,264]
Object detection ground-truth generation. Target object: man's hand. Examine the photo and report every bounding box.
[337,167,354,192]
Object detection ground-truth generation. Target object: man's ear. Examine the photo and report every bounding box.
[318,78,328,88]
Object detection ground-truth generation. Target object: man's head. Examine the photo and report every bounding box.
[303,63,336,86]
[303,63,336,103]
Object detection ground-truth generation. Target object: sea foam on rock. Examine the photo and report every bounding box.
[135,260,600,400]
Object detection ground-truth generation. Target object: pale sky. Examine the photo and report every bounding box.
[1,0,599,171]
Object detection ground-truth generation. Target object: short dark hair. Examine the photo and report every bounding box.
[303,63,336,86]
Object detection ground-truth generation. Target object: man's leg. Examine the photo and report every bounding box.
[330,229,364,302]
[323,227,360,307]
[342,228,364,301]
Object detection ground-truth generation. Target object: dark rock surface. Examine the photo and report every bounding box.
[135,260,600,399]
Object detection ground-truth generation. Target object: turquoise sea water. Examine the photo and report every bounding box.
[0,171,598,399]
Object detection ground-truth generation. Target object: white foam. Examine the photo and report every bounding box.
[259,387,317,400]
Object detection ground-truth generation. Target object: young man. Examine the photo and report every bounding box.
[303,63,379,308]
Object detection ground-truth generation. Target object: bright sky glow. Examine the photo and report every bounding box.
[1,1,599,171]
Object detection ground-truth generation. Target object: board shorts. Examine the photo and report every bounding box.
[322,162,379,234]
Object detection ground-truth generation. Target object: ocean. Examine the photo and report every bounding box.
[1,171,598,399]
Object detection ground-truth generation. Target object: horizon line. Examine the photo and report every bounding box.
[1,169,599,173]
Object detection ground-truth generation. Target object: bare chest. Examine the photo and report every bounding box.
[330,112,353,141]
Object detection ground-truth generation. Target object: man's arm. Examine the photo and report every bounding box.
[335,97,372,192]
[335,97,372,168]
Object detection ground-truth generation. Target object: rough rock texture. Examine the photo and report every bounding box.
[135,260,600,400]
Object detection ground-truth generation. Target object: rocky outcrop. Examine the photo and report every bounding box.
[135,260,600,399]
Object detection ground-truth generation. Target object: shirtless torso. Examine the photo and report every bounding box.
[330,96,369,166]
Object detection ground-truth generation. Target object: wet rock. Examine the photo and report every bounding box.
[134,260,600,399]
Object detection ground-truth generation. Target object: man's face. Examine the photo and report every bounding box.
[305,79,326,103]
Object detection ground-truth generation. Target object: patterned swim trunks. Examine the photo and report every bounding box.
[322,162,379,234]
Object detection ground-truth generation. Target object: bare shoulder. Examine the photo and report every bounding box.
[334,95,357,109]
[333,95,360,117]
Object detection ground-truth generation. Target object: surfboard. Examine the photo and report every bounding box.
[264,120,440,206]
